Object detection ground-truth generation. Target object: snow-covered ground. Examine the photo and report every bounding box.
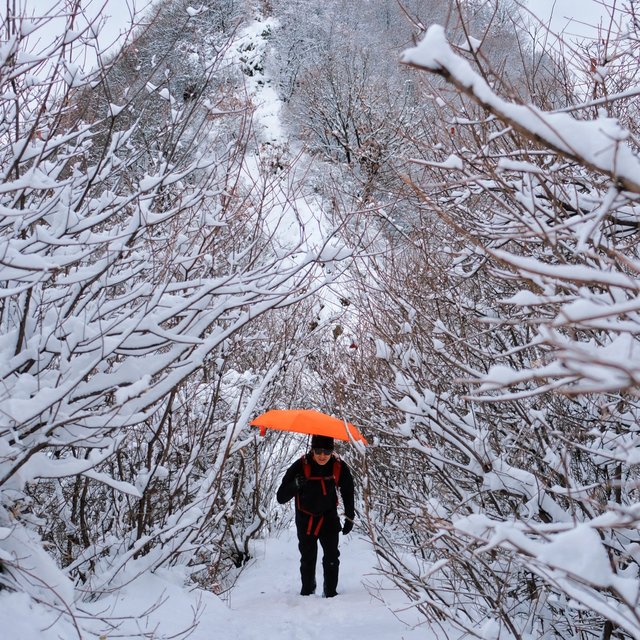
[0,530,443,639]
[168,529,442,640]
[205,530,438,640]
[230,15,331,253]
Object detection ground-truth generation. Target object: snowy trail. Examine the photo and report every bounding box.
[188,530,440,640]
[2,526,450,640]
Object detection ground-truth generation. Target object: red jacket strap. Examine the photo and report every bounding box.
[333,459,342,486]
[301,455,311,478]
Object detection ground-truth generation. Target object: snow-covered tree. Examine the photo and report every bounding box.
[352,3,640,639]
[0,0,350,633]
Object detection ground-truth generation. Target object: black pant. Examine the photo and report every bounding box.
[296,511,340,596]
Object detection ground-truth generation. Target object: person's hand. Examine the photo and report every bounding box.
[342,518,354,535]
[294,474,307,490]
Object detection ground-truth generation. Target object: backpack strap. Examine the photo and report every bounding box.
[297,456,324,535]
[332,459,341,487]
[296,455,342,535]
[301,455,341,492]
[301,454,311,479]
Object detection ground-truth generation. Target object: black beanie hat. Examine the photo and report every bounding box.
[311,435,334,451]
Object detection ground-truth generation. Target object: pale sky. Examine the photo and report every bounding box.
[2,0,152,68]
[7,1,610,39]
[4,0,612,65]
[523,0,610,37]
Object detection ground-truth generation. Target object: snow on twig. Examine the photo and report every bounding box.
[402,25,640,194]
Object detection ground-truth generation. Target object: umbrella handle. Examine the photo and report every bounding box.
[260,426,266,437]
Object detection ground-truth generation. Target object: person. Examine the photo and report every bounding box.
[276,434,355,597]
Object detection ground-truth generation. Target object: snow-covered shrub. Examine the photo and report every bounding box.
[0,0,338,633]
[355,3,640,639]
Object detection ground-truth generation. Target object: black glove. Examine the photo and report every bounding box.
[342,518,354,535]
[294,474,307,490]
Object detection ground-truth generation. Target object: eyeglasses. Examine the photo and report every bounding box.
[313,448,332,456]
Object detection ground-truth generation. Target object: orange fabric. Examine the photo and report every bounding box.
[250,409,367,444]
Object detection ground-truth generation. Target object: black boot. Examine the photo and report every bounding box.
[322,559,339,597]
[300,582,316,596]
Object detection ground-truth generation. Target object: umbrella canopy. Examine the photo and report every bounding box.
[250,409,367,445]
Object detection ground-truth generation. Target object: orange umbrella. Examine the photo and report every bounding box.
[250,409,368,445]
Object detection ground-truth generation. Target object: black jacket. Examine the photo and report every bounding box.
[276,453,355,520]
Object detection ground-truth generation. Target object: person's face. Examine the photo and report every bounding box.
[312,448,332,465]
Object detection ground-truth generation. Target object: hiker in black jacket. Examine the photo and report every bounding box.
[276,435,355,597]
